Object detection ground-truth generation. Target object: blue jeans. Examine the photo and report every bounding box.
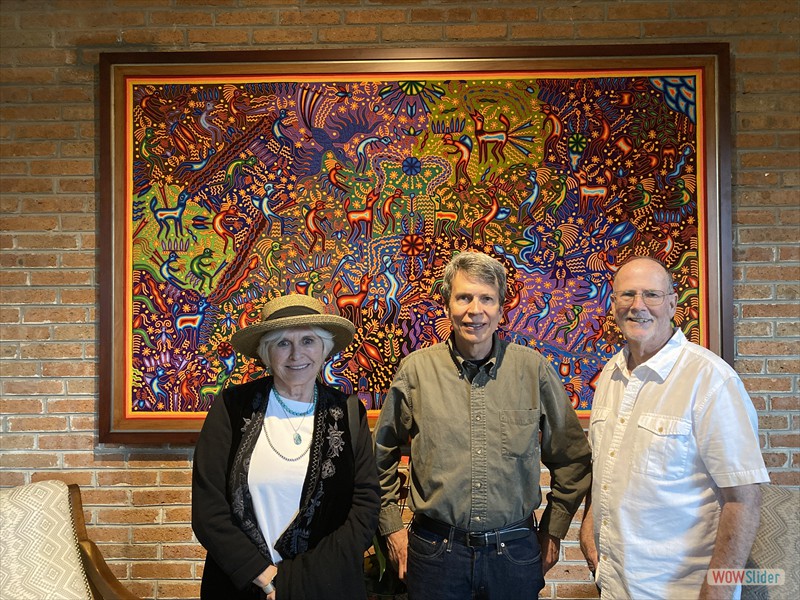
[406,522,545,600]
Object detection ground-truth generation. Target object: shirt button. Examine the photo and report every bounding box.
[475,516,481,521]
[476,416,481,421]
[609,451,615,457]
[476,449,482,455]
[619,417,625,424]
[475,482,482,488]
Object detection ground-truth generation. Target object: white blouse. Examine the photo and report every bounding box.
[248,389,315,563]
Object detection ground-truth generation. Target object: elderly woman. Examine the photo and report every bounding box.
[192,294,380,599]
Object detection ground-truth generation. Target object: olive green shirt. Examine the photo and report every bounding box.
[374,335,591,539]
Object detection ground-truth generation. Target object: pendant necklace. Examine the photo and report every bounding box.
[272,385,317,445]
[262,418,310,462]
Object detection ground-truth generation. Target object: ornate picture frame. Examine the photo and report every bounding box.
[99,45,731,443]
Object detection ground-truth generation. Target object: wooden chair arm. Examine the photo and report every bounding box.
[68,484,141,600]
[78,540,141,600]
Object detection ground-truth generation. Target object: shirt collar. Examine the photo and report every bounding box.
[613,328,687,381]
[447,334,501,380]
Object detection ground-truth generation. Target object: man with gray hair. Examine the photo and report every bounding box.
[374,250,591,599]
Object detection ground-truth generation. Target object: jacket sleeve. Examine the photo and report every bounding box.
[191,394,271,590]
[537,359,593,539]
[275,400,380,597]
[373,366,412,536]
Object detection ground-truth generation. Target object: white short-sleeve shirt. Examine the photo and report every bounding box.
[590,329,769,599]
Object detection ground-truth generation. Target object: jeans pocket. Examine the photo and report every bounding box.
[498,532,541,566]
[408,527,448,560]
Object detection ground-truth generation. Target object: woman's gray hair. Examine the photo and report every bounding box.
[256,326,335,370]
[441,251,507,305]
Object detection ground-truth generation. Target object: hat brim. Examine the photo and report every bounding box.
[230,313,355,360]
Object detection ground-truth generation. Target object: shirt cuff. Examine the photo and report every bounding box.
[538,504,572,540]
[713,467,770,488]
[378,507,405,536]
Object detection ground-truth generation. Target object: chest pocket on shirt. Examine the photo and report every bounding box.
[633,414,692,480]
[500,410,537,459]
[588,407,611,462]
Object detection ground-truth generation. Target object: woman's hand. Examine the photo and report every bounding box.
[254,565,278,599]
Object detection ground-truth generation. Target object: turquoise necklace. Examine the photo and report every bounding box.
[272,385,317,445]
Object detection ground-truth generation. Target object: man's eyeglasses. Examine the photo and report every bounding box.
[611,290,674,307]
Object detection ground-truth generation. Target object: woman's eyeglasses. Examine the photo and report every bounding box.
[611,290,674,307]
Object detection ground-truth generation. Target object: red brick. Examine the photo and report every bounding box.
[186,28,249,44]
[149,10,214,26]
[0,472,28,487]
[0,453,59,468]
[318,25,379,43]
[0,398,44,413]
[3,379,65,396]
[97,508,161,525]
[0,434,36,450]
[95,471,160,486]
[743,377,794,393]
[279,9,340,25]
[29,471,94,486]
[768,358,800,374]
[164,507,192,522]
[127,455,191,469]
[769,433,800,448]
[101,544,159,560]
[120,29,186,46]
[133,525,194,543]
[769,471,800,486]
[131,562,192,579]
[554,582,601,598]
[23,307,88,323]
[0,324,50,342]
[741,304,800,319]
[251,28,315,44]
[771,396,800,411]
[161,544,205,560]
[445,23,508,40]
[758,415,790,430]
[132,489,191,506]
[153,581,201,599]
[38,434,95,450]
[413,8,472,23]
[761,451,789,468]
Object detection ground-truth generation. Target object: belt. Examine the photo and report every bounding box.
[412,514,535,547]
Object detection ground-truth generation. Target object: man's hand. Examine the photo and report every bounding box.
[386,528,409,581]
[538,531,561,574]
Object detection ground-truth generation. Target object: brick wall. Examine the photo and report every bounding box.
[0,1,797,598]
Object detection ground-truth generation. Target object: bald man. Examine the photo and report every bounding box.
[580,256,768,600]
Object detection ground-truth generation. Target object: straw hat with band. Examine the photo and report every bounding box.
[231,294,355,360]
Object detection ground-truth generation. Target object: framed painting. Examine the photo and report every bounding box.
[99,44,731,443]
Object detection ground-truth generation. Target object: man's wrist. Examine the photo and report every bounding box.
[261,579,275,594]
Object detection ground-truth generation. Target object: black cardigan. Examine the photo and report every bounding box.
[192,377,380,599]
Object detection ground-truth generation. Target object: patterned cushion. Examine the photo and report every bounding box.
[0,480,92,600]
[743,484,800,600]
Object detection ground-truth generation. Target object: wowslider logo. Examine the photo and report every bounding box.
[707,569,785,586]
